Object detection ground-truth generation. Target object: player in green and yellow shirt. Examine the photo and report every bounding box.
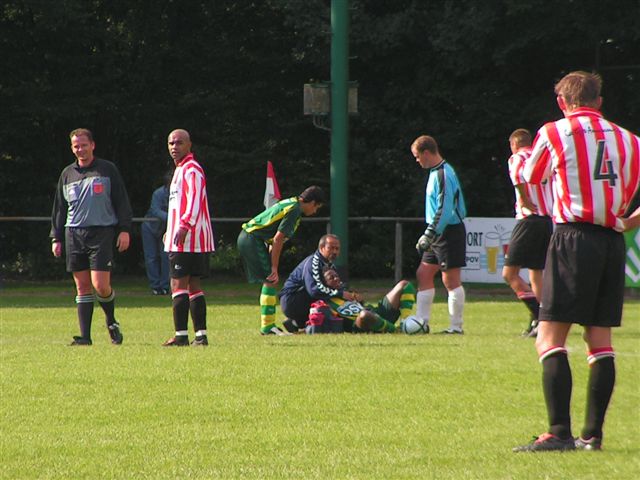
[237,186,325,335]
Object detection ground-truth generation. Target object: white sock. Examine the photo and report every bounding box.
[447,286,465,331]
[416,289,435,327]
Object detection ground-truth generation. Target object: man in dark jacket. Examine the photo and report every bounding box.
[279,234,359,332]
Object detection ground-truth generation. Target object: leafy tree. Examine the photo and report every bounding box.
[1,0,638,277]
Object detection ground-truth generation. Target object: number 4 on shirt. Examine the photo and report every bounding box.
[593,140,618,186]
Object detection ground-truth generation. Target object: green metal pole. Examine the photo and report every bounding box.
[331,0,349,269]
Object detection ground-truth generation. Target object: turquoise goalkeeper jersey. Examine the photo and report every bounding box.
[425,160,466,235]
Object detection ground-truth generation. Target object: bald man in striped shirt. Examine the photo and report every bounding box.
[162,129,215,347]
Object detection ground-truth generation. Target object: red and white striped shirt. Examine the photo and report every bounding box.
[524,108,640,231]
[164,153,215,253]
[508,146,553,219]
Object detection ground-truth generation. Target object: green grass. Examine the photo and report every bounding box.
[1,278,639,479]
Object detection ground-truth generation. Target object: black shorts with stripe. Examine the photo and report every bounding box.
[169,252,210,279]
[422,222,467,271]
[504,215,553,270]
[65,226,115,272]
[540,223,625,327]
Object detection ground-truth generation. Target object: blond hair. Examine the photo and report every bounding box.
[509,129,532,149]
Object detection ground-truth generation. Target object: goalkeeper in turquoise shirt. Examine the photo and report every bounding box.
[411,135,467,335]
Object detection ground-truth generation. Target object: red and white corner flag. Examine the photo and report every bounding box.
[263,161,281,209]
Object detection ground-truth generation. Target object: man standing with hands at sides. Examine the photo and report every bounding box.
[162,129,215,347]
[50,128,132,345]
[411,135,467,335]
[238,185,325,335]
[502,128,553,337]
[514,71,640,452]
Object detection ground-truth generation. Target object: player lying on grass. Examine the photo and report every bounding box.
[310,268,416,334]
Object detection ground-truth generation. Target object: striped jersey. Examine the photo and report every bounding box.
[508,146,553,219]
[164,153,214,253]
[425,161,467,234]
[524,108,640,230]
[241,197,302,242]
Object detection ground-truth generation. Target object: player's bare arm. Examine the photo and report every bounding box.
[622,206,640,231]
[267,231,287,283]
[515,184,537,213]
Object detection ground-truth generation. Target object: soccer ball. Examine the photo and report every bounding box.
[400,315,429,334]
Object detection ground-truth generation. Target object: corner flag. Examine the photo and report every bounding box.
[263,161,281,209]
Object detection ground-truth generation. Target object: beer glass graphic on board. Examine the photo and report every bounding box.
[485,231,500,273]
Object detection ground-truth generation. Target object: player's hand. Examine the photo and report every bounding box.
[519,197,538,214]
[51,241,62,257]
[116,232,130,252]
[173,226,188,247]
[266,269,279,284]
[618,207,640,232]
[345,290,358,302]
[416,229,436,255]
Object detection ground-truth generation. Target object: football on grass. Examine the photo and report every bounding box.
[400,315,428,334]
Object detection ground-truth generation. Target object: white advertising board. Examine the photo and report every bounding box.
[461,217,528,284]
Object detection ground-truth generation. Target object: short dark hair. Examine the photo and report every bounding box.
[318,233,339,249]
[509,129,532,148]
[69,128,94,142]
[299,185,326,204]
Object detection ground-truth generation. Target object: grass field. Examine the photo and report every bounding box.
[1,278,639,479]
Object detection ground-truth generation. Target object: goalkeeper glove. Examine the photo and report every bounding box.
[416,228,437,254]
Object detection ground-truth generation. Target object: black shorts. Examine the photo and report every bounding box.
[65,226,115,272]
[504,215,553,270]
[422,222,467,271]
[169,252,210,279]
[540,223,625,327]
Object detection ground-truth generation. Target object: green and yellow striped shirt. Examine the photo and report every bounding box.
[242,197,302,243]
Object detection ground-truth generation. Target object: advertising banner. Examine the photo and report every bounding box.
[461,217,524,283]
[461,218,640,288]
[624,228,640,288]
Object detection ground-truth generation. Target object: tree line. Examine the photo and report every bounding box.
[1,0,638,278]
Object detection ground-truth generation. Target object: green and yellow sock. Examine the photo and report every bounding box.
[400,282,416,318]
[260,285,277,332]
[371,313,396,333]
